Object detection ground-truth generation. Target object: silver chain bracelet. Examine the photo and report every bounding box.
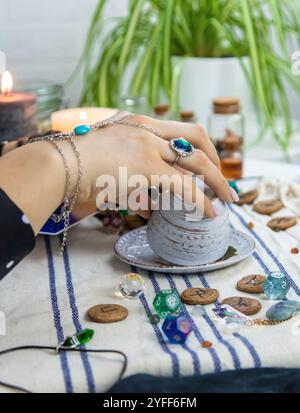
[27,111,163,254]
[27,111,134,255]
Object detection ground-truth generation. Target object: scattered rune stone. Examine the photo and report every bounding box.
[236,190,259,206]
[236,275,266,294]
[253,200,283,215]
[267,216,297,232]
[181,287,219,305]
[87,304,128,323]
[221,296,262,315]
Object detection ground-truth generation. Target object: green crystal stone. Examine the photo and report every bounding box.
[153,289,182,319]
[61,328,94,348]
[119,209,129,217]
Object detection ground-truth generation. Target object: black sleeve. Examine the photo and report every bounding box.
[0,188,35,281]
[0,142,6,157]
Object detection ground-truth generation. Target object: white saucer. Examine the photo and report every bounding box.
[114,225,255,274]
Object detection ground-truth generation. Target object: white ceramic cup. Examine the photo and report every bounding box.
[146,180,230,265]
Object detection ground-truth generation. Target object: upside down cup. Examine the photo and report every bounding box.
[146,181,230,266]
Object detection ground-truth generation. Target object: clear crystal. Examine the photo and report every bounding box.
[191,305,206,317]
[213,304,252,328]
[114,272,145,299]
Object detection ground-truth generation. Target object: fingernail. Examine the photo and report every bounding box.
[229,186,239,202]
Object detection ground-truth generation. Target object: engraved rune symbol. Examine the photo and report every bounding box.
[237,298,248,307]
[245,276,263,286]
[101,305,117,313]
[191,289,208,298]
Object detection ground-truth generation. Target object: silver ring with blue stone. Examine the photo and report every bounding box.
[169,137,195,165]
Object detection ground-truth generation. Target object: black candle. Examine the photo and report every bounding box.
[0,71,37,142]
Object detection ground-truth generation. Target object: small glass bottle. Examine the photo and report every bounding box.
[153,103,170,120]
[207,97,244,158]
[22,81,65,134]
[180,110,197,123]
[219,136,243,179]
[119,95,149,114]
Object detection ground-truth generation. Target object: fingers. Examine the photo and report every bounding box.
[133,114,220,169]
[157,139,234,203]
[153,161,215,218]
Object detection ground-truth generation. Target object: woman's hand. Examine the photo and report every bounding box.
[75,114,237,217]
[0,113,238,234]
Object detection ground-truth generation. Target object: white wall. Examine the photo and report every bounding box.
[0,0,299,118]
[0,0,127,104]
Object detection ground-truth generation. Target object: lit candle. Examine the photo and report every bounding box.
[0,71,37,141]
[51,107,117,133]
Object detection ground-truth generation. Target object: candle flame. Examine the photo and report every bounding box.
[79,111,88,121]
[1,71,13,95]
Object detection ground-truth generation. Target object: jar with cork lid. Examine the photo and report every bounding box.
[207,96,244,179]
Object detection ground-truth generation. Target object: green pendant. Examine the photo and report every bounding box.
[59,328,94,349]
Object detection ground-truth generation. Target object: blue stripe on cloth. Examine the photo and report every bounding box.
[154,272,221,374]
[229,204,300,296]
[197,273,261,368]
[131,266,180,377]
[252,251,270,275]
[149,272,201,375]
[181,274,241,370]
[232,332,261,368]
[62,243,96,393]
[44,236,73,393]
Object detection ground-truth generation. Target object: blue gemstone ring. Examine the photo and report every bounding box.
[169,137,195,165]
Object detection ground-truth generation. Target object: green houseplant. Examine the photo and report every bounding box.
[72,0,300,154]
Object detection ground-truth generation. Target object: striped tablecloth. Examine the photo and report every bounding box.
[0,198,300,393]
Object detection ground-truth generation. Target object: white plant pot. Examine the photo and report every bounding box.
[175,56,255,124]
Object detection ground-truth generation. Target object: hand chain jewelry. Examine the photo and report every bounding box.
[27,112,134,255]
[27,112,184,254]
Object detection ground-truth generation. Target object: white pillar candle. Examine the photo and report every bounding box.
[51,107,117,132]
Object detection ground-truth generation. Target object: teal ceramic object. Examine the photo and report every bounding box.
[266,300,300,321]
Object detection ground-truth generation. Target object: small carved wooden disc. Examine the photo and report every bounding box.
[221,296,262,315]
[181,287,219,305]
[88,304,128,323]
[236,275,266,293]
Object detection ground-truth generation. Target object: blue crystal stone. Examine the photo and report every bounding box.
[266,300,300,321]
[74,124,91,135]
[263,271,291,300]
[162,313,192,344]
[173,137,193,153]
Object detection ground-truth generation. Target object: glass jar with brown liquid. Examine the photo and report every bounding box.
[208,97,244,179]
[219,136,243,179]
